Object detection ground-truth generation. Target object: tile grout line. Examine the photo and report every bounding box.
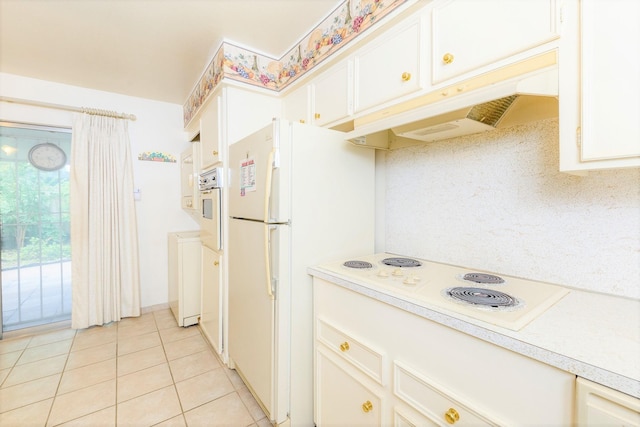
[0,334,33,401]
[2,310,268,426]
[155,311,188,426]
[45,328,84,426]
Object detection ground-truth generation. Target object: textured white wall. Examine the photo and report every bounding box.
[385,118,640,299]
[0,73,199,309]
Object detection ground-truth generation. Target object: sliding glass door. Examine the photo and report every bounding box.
[0,122,72,337]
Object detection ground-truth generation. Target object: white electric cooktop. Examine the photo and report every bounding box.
[315,253,570,331]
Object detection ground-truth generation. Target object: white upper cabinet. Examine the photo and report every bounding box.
[559,0,640,172]
[431,0,559,84]
[580,0,640,161]
[224,86,281,145]
[282,83,311,124]
[197,85,281,170]
[354,12,426,113]
[199,95,221,170]
[311,59,353,126]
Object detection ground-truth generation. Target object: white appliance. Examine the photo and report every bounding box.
[314,253,570,331]
[199,167,222,250]
[168,231,201,327]
[227,119,375,426]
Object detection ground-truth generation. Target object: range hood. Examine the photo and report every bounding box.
[346,56,559,150]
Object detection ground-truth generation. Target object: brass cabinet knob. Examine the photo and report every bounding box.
[213,261,219,266]
[444,408,460,424]
[339,342,350,352]
[299,119,305,124]
[362,401,373,413]
[314,113,321,120]
[443,53,454,64]
[401,72,411,81]
[212,150,218,156]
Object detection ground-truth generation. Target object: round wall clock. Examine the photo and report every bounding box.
[28,143,67,171]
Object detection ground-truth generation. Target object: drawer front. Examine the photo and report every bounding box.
[394,361,498,426]
[394,407,439,427]
[316,317,384,385]
[316,345,384,426]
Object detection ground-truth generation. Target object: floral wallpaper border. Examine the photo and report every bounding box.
[183,0,409,126]
[138,151,177,163]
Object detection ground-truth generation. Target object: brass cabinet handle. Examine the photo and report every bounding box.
[339,342,350,352]
[213,261,219,266]
[401,72,411,81]
[212,150,218,156]
[314,113,321,120]
[444,407,460,424]
[443,53,454,64]
[362,401,373,413]
[299,119,305,124]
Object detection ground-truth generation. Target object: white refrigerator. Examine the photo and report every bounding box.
[228,119,375,426]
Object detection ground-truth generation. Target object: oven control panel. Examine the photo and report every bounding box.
[199,167,222,191]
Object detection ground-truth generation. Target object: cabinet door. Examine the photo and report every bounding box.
[354,15,424,113]
[312,59,353,126]
[316,345,383,426]
[579,0,640,162]
[225,86,281,145]
[201,245,222,354]
[180,147,194,198]
[559,0,640,172]
[432,0,558,83]
[282,84,311,124]
[200,96,221,170]
[576,377,640,426]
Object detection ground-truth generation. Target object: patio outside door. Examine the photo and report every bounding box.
[0,122,72,338]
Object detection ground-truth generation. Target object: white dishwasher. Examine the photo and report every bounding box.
[168,231,201,327]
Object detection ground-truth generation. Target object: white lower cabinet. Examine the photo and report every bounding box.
[168,231,201,327]
[313,277,575,426]
[576,377,640,426]
[316,345,384,426]
[200,245,222,354]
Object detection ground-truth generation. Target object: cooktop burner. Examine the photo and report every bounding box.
[314,253,570,331]
[343,260,373,269]
[382,257,422,268]
[462,272,505,285]
[446,287,520,308]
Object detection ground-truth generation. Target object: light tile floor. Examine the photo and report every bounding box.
[0,309,271,426]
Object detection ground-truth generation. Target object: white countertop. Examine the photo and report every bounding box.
[308,266,640,399]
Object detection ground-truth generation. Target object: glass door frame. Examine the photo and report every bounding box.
[0,121,72,338]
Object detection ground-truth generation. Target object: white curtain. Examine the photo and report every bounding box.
[70,113,141,329]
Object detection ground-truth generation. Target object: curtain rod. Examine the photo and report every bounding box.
[0,96,137,121]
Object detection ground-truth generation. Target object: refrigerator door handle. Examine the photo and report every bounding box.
[264,224,276,299]
[264,149,275,222]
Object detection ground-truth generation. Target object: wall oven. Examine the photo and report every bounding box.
[199,167,222,251]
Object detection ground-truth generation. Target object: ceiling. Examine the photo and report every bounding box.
[0,0,342,105]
